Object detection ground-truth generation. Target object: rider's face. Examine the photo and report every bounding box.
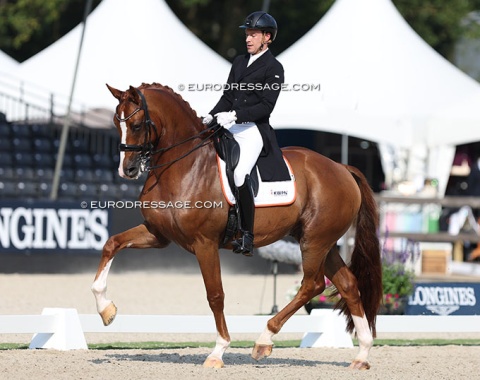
[245,29,270,55]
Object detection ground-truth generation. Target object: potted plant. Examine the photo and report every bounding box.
[380,239,418,315]
[380,261,415,314]
[286,239,418,315]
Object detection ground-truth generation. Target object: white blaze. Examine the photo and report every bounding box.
[118,112,127,177]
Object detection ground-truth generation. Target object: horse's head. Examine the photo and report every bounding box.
[108,82,215,179]
[107,84,158,179]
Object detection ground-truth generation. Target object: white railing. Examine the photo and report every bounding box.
[1,308,479,351]
[376,315,480,333]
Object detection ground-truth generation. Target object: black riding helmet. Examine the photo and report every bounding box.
[239,11,278,41]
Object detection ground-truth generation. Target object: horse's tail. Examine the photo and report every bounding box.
[340,165,382,337]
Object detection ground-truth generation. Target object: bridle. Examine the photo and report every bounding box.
[116,88,220,171]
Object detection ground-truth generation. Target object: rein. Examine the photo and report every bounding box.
[116,88,220,171]
[147,125,219,170]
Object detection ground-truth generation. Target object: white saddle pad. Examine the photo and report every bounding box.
[216,155,296,207]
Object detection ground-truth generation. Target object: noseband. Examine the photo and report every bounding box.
[115,88,221,171]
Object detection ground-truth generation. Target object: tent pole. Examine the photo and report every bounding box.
[50,0,93,200]
[270,260,279,314]
[341,133,348,165]
[340,133,349,260]
[262,0,271,12]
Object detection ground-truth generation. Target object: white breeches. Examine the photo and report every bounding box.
[226,122,263,187]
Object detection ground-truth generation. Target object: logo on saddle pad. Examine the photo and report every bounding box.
[271,190,289,197]
[217,156,296,207]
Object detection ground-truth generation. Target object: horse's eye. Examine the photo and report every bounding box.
[131,123,142,132]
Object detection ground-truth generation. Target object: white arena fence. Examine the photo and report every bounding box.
[1,308,479,351]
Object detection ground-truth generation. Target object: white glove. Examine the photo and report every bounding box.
[215,111,237,129]
[202,114,213,125]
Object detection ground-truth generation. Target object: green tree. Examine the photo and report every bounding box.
[167,0,480,63]
[1,0,480,64]
[166,0,334,61]
[0,0,101,62]
[393,0,480,61]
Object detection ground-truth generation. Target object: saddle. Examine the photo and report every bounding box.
[210,122,295,247]
[211,124,258,247]
[212,126,259,197]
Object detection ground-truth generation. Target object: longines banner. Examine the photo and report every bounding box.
[407,282,480,315]
[0,202,110,253]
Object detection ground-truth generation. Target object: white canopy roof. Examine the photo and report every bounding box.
[17,0,230,117]
[0,50,19,75]
[12,0,480,193]
[0,50,20,100]
[272,0,480,149]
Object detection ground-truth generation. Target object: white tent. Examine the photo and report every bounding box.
[272,0,480,193]
[0,50,23,120]
[17,0,230,117]
[14,0,480,192]
[274,0,480,147]
[0,50,20,98]
[0,50,19,75]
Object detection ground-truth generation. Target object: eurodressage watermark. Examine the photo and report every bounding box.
[80,200,223,210]
[177,83,321,92]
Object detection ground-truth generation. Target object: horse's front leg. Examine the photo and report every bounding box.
[91,223,167,325]
[194,244,230,368]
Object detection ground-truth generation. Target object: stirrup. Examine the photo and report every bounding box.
[232,231,254,256]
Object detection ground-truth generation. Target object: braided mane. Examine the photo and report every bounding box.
[138,82,200,119]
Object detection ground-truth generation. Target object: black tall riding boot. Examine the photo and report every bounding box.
[232,175,255,256]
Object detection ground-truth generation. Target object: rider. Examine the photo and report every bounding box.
[203,11,284,256]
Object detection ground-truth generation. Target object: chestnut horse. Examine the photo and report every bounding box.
[91,83,382,369]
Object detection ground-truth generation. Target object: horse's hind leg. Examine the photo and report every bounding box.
[91,223,167,325]
[252,244,330,361]
[325,246,373,370]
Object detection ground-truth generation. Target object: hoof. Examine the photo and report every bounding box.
[251,343,273,361]
[100,302,117,326]
[203,356,224,368]
[349,360,371,370]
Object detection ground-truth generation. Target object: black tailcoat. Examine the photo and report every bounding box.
[210,50,289,181]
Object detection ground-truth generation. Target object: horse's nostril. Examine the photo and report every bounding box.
[126,166,138,176]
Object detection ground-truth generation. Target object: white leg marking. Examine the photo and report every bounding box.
[255,327,275,346]
[352,314,373,363]
[118,112,127,178]
[207,335,230,362]
[91,258,114,313]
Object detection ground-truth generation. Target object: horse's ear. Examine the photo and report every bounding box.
[106,84,123,100]
[127,85,141,104]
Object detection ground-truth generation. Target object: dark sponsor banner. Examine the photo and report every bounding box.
[407,282,480,315]
[0,201,110,253]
